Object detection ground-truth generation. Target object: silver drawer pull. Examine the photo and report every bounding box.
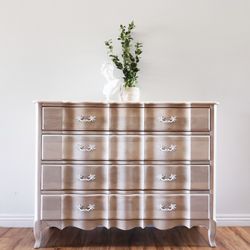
[79,174,96,182]
[160,144,176,152]
[160,174,176,182]
[77,115,96,123]
[78,144,96,152]
[160,203,176,212]
[159,115,176,124]
[78,204,95,212]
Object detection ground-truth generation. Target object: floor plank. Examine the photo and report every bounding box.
[0,227,249,250]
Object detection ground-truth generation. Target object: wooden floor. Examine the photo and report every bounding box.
[0,226,249,250]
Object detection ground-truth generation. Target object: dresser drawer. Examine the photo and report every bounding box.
[144,108,210,132]
[42,135,108,161]
[42,107,108,131]
[41,195,108,220]
[144,165,209,190]
[109,194,142,220]
[144,135,210,161]
[144,194,209,219]
[42,135,209,161]
[41,165,108,190]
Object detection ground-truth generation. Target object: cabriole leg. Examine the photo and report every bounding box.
[34,220,44,248]
[208,219,216,247]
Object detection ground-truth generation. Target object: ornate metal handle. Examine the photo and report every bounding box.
[160,174,177,182]
[79,174,96,182]
[77,115,96,123]
[78,144,96,152]
[160,203,176,212]
[78,204,95,212]
[159,115,177,124]
[160,144,176,152]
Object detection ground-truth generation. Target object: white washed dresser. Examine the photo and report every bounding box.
[34,101,217,248]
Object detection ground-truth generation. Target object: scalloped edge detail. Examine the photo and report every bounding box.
[34,219,216,248]
[40,219,210,231]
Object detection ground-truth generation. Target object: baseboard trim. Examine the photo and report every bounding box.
[0,214,250,228]
[216,214,250,226]
[0,214,34,228]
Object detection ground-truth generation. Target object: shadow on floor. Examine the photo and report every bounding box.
[41,226,209,248]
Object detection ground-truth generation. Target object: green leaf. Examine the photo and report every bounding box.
[104,21,143,87]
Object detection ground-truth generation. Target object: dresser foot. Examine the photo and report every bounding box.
[34,220,45,248]
[208,220,216,247]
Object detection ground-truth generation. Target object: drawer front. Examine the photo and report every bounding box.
[42,107,108,131]
[41,165,108,190]
[42,107,210,132]
[109,195,142,220]
[144,194,209,219]
[109,107,143,131]
[42,135,209,161]
[42,135,108,160]
[144,136,210,161]
[109,165,143,190]
[144,108,210,132]
[109,135,142,161]
[41,195,108,220]
[144,165,210,190]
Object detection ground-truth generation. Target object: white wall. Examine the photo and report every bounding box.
[0,0,250,226]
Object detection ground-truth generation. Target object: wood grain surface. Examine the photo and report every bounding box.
[0,226,249,250]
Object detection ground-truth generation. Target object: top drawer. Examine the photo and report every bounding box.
[42,106,210,132]
[144,108,210,132]
[42,107,109,131]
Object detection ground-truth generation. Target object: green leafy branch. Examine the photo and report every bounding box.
[105,21,143,88]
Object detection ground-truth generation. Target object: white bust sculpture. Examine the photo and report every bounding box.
[101,63,121,101]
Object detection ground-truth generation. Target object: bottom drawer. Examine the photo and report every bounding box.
[144,194,209,219]
[41,194,209,221]
[41,195,108,220]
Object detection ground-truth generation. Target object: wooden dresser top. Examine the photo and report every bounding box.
[34,101,218,108]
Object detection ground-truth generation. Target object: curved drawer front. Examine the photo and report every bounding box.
[144,165,209,190]
[42,107,108,131]
[144,136,210,161]
[41,165,108,190]
[144,108,210,132]
[109,165,143,190]
[42,135,108,160]
[109,195,142,220]
[109,135,143,161]
[41,195,108,220]
[109,107,143,131]
[42,107,210,132]
[144,194,209,219]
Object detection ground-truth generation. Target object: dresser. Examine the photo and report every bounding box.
[34,101,217,248]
